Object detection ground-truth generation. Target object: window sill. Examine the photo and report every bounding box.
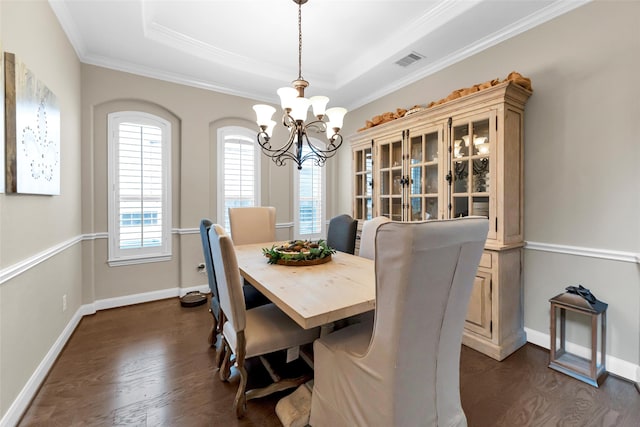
[108,254,171,267]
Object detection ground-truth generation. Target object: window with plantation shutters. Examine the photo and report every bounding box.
[108,112,171,265]
[217,126,261,231]
[294,139,326,240]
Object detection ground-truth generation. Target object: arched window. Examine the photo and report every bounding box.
[107,111,172,265]
[217,126,261,231]
[294,139,326,240]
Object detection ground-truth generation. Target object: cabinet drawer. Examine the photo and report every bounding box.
[479,251,492,269]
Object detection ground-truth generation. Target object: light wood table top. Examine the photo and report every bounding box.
[234,242,376,329]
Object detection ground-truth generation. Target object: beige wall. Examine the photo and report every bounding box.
[0,0,82,418]
[338,1,640,368]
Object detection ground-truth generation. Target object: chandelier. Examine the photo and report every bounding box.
[252,0,347,170]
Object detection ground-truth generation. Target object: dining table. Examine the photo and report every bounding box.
[233,242,376,330]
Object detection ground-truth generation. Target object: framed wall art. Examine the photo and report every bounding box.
[1,45,5,193]
[4,52,60,195]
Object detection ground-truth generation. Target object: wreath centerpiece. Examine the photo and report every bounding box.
[262,240,336,266]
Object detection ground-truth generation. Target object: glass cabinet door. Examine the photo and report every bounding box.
[353,145,373,220]
[377,136,403,221]
[451,115,492,219]
[408,127,442,221]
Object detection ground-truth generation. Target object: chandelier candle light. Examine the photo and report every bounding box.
[252,0,347,170]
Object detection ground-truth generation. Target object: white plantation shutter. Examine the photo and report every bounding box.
[108,112,171,265]
[294,140,326,239]
[217,127,261,231]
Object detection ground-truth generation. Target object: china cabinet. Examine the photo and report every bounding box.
[350,81,531,360]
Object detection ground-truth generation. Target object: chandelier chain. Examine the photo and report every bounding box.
[298,1,303,80]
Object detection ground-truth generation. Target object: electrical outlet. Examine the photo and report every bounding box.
[62,294,67,312]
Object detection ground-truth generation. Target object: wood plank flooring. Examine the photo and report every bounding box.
[18,298,640,426]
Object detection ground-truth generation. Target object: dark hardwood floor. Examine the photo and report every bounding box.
[19,298,640,426]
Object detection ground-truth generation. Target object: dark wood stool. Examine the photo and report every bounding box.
[549,292,608,387]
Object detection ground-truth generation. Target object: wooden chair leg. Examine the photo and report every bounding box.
[234,358,248,418]
[219,339,232,382]
[215,342,225,369]
[214,312,227,368]
[208,308,218,347]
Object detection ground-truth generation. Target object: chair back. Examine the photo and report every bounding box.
[209,224,247,333]
[199,219,220,320]
[358,216,391,260]
[370,218,488,425]
[326,214,357,254]
[229,206,276,245]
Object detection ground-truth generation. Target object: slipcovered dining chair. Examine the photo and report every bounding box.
[228,206,276,245]
[326,214,357,254]
[227,207,274,307]
[199,219,269,355]
[357,216,391,260]
[309,217,489,427]
[209,224,321,418]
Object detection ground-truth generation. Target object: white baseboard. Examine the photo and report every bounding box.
[0,283,209,427]
[0,306,84,427]
[525,327,639,383]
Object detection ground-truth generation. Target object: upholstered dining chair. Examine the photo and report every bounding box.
[228,206,276,245]
[326,214,357,254]
[357,216,391,260]
[309,217,489,427]
[209,224,321,418]
[199,219,222,347]
[199,219,269,357]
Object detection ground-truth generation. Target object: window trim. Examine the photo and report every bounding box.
[217,126,261,231]
[107,111,172,266]
[293,138,326,240]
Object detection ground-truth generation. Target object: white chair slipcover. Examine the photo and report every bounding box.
[228,206,276,245]
[358,216,391,260]
[310,217,489,427]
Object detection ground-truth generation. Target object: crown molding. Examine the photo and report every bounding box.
[47,0,88,59]
[347,0,592,110]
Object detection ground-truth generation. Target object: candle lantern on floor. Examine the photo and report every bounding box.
[548,286,608,387]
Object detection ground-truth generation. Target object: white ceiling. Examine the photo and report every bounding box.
[49,0,588,110]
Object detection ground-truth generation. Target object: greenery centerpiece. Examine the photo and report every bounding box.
[262,240,336,266]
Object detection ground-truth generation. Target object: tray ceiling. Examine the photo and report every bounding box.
[49,0,588,109]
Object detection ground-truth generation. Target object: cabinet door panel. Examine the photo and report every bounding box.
[465,269,492,339]
[406,126,442,221]
[375,134,404,219]
[353,145,373,220]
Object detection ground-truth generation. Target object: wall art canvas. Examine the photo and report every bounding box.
[4,52,60,195]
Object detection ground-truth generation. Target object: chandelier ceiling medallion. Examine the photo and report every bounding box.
[252,0,347,170]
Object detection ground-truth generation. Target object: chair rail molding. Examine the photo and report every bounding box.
[525,241,639,264]
[0,228,232,284]
[0,235,83,285]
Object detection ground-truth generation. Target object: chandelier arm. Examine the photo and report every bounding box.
[298,129,340,165]
[302,121,344,156]
[282,112,296,129]
[257,124,305,169]
[257,127,296,158]
[303,119,327,135]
